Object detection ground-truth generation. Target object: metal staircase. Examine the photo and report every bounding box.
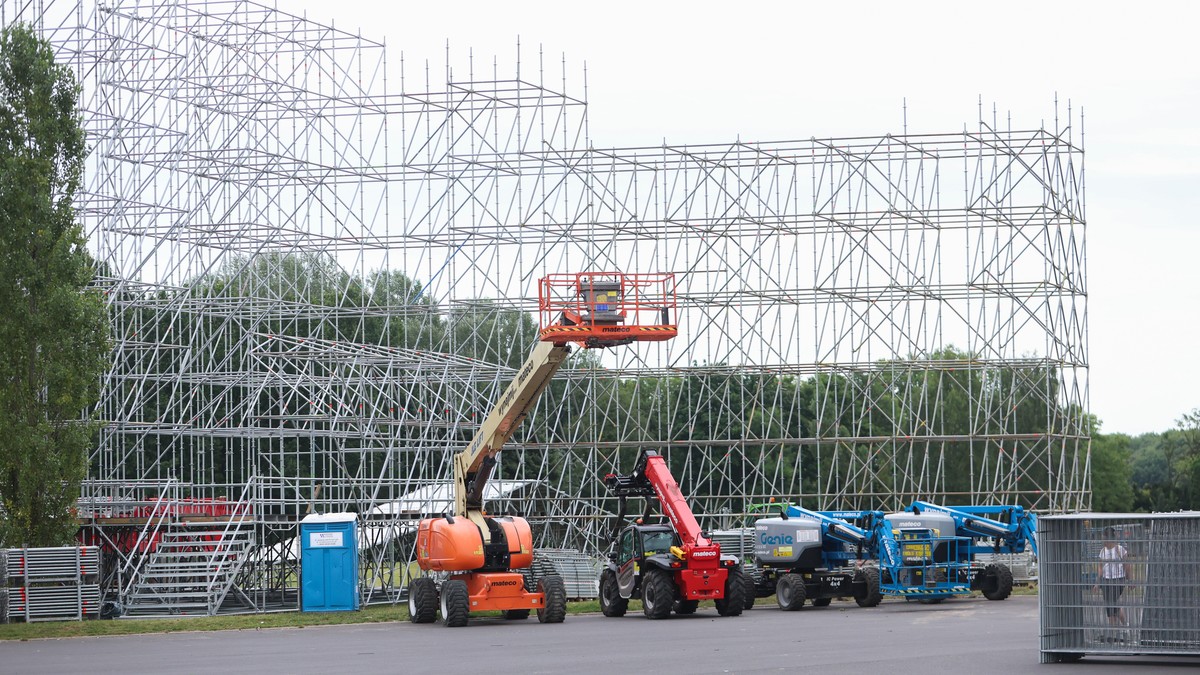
[123,519,257,616]
[122,478,259,616]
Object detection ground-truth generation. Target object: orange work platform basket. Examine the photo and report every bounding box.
[538,272,678,348]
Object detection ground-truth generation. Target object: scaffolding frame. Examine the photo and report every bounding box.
[5,0,1088,611]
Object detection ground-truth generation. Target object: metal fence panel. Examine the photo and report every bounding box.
[1039,513,1200,663]
[3,546,102,622]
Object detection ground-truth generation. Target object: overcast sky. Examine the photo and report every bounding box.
[289,0,1200,436]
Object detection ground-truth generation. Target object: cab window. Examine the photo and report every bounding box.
[618,529,634,564]
[641,530,674,557]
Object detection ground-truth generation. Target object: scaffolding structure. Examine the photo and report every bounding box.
[5,0,1088,612]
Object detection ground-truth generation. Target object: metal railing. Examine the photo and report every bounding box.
[203,474,258,613]
[117,479,180,604]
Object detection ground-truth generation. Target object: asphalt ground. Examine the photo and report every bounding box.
[2,596,1198,674]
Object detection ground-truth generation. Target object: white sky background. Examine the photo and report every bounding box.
[288,0,1200,436]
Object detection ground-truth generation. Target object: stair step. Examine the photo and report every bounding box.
[162,530,252,537]
[128,592,211,601]
[129,595,211,602]
[150,550,246,559]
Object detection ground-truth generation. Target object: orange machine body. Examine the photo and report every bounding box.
[415,515,534,573]
[454,571,546,612]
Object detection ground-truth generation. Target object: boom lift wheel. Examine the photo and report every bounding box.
[502,609,531,620]
[641,568,675,619]
[599,570,628,617]
[536,575,567,623]
[440,579,470,627]
[812,597,832,607]
[981,562,1014,601]
[407,577,438,623]
[715,565,745,616]
[777,573,806,611]
[854,567,883,608]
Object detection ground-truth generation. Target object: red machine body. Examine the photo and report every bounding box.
[601,449,744,617]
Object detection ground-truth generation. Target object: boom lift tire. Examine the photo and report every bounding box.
[502,609,531,620]
[715,565,746,616]
[440,579,470,627]
[812,597,832,607]
[854,566,883,608]
[981,562,1014,601]
[641,568,676,619]
[407,577,438,623]
[536,575,567,624]
[674,599,699,615]
[777,573,806,611]
[742,572,756,610]
[916,597,944,605]
[599,570,628,617]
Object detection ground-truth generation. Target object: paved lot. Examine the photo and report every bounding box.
[1,596,1198,674]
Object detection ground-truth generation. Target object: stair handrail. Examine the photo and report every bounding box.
[204,474,258,612]
[118,478,178,601]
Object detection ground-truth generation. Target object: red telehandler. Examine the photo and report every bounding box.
[407,273,677,627]
[599,449,746,619]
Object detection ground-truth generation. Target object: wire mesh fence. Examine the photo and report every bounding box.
[1039,513,1200,663]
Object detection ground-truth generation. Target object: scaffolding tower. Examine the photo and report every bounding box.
[5,0,1088,612]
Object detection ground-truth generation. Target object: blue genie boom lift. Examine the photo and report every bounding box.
[753,501,1037,607]
[751,503,883,610]
[831,502,1038,603]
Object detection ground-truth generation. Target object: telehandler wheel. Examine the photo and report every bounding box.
[777,573,806,611]
[599,570,628,617]
[742,572,756,610]
[407,577,438,623]
[981,563,1014,601]
[641,568,675,620]
[536,575,567,623]
[812,597,832,607]
[854,566,883,608]
[502,609,531,620]
[715,565,745,616]
[440,579,470,627]
[674,599,699,615]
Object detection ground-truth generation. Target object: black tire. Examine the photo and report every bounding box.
[641,568,676,620]
[715,565,745,616]
[502,609,530,620]
[439,579,469,627]
[407,577,438,624]
[674,599,699,615]
[742,571,757,610]
[981,563,1014,601]
[917,596,945,605]
[776,573,806,611]
[599,570,628,618]
[536,575,567,624]
[855,567,883,608]
[812,597,832,607]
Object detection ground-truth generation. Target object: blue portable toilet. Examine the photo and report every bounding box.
[300,512,359,612]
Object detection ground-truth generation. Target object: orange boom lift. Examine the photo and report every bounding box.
[407,272,677,627]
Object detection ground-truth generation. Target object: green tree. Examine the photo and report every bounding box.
[1090,430,1134,512]
[0,24,110,546]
